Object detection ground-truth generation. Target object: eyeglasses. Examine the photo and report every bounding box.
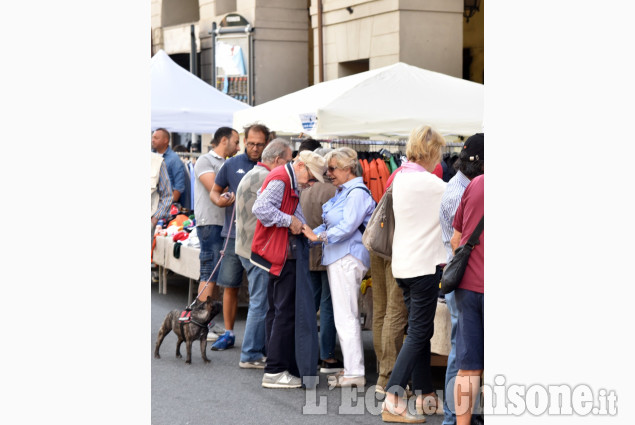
[246,142,266,149]
[327,166,338,173]
[306,168,318,184]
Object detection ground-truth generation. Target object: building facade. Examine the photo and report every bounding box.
[151,0,483,146]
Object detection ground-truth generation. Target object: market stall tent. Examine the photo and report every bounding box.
[233,62,483,138]
[151,49,250,134]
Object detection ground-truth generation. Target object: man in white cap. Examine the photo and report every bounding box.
[251,150,326,389]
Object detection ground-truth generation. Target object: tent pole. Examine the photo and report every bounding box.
[190,24,198,77]
[191,24,198,152]
[317,0,324,83]
[211,22,217,90]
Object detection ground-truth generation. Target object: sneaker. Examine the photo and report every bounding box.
[239,358,267,369]
[151,271,159,283]
[262,371,302,389]
[327,371,365,388]
[319,359,345,374]
[206,322,224,342]
[210,331,235,351]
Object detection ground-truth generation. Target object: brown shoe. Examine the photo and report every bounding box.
[381,400,426,423]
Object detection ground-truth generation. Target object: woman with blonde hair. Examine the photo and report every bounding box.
[381,126,447,423]
[302,147,375,388]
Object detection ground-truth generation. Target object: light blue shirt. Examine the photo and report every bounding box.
[161,147,190,208]
[313,177,375,268]
[439,170,471,262]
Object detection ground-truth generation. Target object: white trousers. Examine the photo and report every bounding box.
[326,254,368,377]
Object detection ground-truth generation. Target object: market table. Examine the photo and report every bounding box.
[152,235,250,305]
[152,235,200,304]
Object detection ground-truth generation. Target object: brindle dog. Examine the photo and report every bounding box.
[154,296,222,364]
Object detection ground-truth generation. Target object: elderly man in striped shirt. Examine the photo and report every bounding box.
[251,150,326,389]
[438,133,484,425]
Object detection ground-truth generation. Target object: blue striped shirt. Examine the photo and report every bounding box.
[153,160,173,220]
[439,170,471,262]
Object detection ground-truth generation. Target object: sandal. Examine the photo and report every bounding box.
[415,393,441,415]
[381,398,426,423]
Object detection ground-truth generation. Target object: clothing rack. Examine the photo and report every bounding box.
[444,142,463,154]
[176,152,202,158]
[290,137,406,154]
[324,138,407,147]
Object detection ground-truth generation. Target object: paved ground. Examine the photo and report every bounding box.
[151,274,446,425]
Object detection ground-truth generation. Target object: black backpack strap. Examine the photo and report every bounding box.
[345,186,372,234]
[465,216,484,248]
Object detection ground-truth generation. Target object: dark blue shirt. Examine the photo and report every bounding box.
[215,153,257,237]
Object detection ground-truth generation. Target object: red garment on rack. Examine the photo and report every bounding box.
[433,163,443,179]
[368,159,382,203]
[361,159,370,189]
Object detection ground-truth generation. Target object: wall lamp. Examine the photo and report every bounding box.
[463,0,481,23]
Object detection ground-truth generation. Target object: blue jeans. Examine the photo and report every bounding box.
[310,270,336,360]
[443,290,459,424]
[217,238,245,288]
[197,225,223,282]
[239,255,269,362]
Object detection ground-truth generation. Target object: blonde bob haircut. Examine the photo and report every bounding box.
[406,125,446,166]
[324,147,362,177]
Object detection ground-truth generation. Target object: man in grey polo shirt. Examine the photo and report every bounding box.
[193,127,240,340]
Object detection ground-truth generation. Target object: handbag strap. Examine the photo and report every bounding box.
[465,216,484,248]
[345,185,373,234]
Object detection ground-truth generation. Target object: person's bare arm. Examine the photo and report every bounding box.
[199,172,216,194]
[210,183,235,207]
[450,229,462,254]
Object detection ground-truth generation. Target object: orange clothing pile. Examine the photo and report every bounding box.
[359,157,391,203]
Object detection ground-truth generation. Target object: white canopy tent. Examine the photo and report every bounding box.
[233,62,483,138]
[151,50,250,134]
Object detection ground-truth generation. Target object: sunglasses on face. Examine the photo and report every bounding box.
[327,166,337,173]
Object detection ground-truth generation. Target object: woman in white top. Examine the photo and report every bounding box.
[381,126,447,423]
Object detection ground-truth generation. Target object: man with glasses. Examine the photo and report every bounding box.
[234,139,293,368]
[209,124,271,351]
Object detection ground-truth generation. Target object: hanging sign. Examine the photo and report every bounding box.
[299,113,317,132]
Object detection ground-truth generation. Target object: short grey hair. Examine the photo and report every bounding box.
[314,147,333,157]
[324,147,362,177]
[261,138,291,163]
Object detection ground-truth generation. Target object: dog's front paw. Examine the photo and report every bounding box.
[185,359,192,364]
[154,353,161,359]
[176,353,182,358]
[203,358,211,364]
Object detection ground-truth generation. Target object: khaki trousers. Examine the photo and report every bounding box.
[370,253,408,388]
